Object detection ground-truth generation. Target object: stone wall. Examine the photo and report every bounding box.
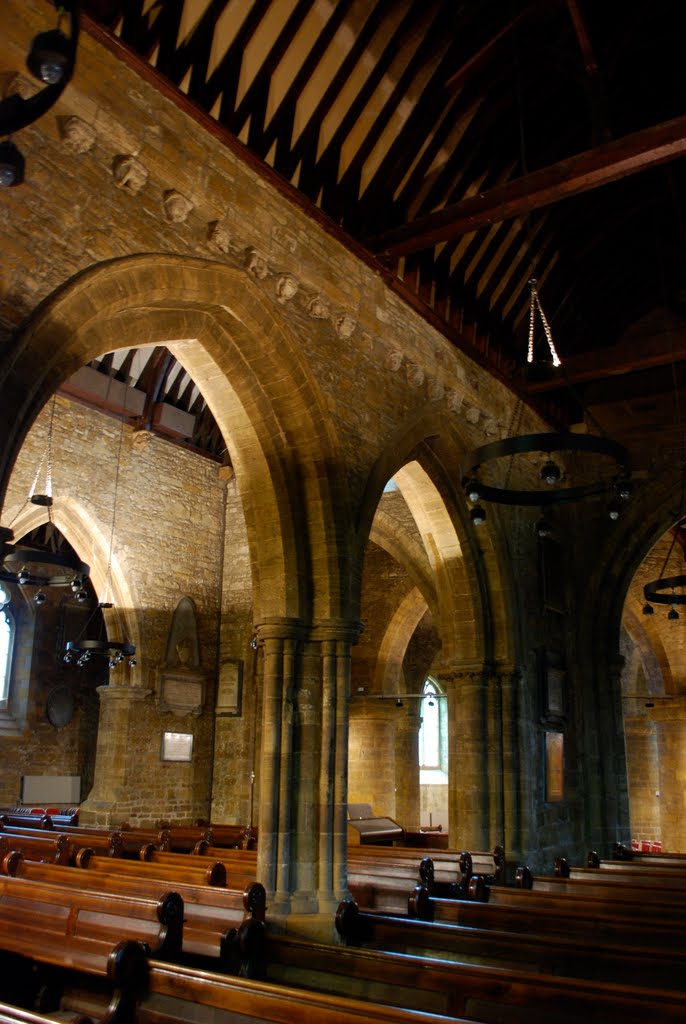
[1,396,254,824]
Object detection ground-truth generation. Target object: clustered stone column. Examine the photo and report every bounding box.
[253,616,360,921]
[254,617,304,913]
[312,620,362,913]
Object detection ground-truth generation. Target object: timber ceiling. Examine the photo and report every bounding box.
[76,0,686,463]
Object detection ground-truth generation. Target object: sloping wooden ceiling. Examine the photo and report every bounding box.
[78,0,686,455]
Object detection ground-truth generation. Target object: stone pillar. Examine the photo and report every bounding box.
[312,620,361,913]
[348,698,398,817]
[79,683,151,826]
[646,696,686,850]
[254,617,304,914]
[394,701,422,831]
[623,712,660,842]
[444,664,489,850]
[254,616,360,923]
[492,666,522,858]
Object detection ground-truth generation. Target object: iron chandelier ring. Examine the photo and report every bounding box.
[466,432,631,507]
[0,544,90,587]
[65,639,136,657]
[0,3,80,138]
[643,576,686,606]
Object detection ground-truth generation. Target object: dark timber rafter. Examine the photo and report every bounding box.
[367,114,686,258]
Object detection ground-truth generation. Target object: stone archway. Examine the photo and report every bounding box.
[0,253,353,626]
[0,253,360,922]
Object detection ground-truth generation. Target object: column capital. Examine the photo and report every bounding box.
[310,618,364,644]
[434,659,520,685]
[253,617,307,644]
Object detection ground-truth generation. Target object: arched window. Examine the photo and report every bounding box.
[0,586,14,708]
[419,678,448,781]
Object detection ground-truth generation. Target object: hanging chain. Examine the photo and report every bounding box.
[527,279,561,367]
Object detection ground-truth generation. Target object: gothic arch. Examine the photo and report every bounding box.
[357,408,515,671]
[5,496,140,668]
[0,254,352,625]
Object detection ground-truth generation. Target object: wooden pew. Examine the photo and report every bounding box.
[334,897,686,990]
[138,847,257,892]
[72,849,227,887]
[486,875,686,925]
[0,825,120,860]
[142,957,473,1024]
[0,1001,92,1024]
[2,853,267,978]
[0,931,147,1024]
[611,842,686,865]
[552,856,686,892]
[193,822,257,849]
[407,883,686,948]
[0,832,71,865]
[264,931,686,1024]
[350,843,504,891]
[0,810,79,829]
[0,873,183,959]
[586,851,686,877]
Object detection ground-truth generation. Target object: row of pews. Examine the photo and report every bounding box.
[0,815,685,1023]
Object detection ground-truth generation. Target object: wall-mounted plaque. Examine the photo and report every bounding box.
[161,731,193,762]
[216,658,243,716]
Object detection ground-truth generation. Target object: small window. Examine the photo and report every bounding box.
[0,587,13,708]
[419,679,440,768]
[419,678,448,783]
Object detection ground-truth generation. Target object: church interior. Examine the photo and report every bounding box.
[1,1,686,1020]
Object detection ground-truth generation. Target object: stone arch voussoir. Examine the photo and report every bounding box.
[1,254,350,623]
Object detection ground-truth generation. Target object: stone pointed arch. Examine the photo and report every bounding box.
[373,586,429,693]
[6,496,141,672]
[357,406,515,670]
[0,254,351,624]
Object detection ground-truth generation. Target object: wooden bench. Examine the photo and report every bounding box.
[611,842,686,865]
[0,873,183,959]
[334,897,686,990]
[350,843,505,890]
[73,850,227,887]
[587,850,686,876]
[487,874,686,926]
[138,847,257,891]
[407,882,686,948]
[194,821,258,849]
[0,1001,93,1024]
[142,956,472,1024]
[0,810,79,829]
[553,856,686,891]
[0,928,147,1024]
[2,853,267,978]
[0,832,72,866]
[0,825,121,860]
[265,930,686,1023]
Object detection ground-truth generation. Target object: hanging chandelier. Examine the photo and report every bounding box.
[0,399,91,602]
[63,405,136,670]
[464,279,632,525]
[0,1,80,187]
[642,520,686,620]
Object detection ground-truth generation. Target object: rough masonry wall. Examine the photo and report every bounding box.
[1,396,254,824]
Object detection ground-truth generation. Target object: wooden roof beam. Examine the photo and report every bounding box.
[367,113,686,258]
